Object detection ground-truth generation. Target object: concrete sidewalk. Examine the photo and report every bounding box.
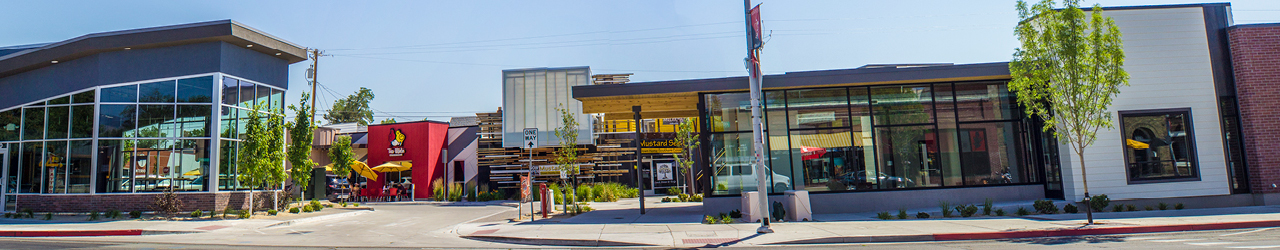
[454,198,1280,247]
[0,208,370,236]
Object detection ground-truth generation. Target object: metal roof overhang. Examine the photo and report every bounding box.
[0,20,308,79]
[573,62,1012,120]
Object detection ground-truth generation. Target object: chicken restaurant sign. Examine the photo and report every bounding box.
[388,128,407,157]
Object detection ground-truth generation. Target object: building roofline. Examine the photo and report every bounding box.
[1078,2,1229,11]
[0,20,308,79]
[501,66,590,73]
[1230,22,1280,30]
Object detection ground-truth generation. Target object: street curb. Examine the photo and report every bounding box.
[461,235,655,247]
[768,220,1280,245]
[0,229,144,237]
[262,210,373,229]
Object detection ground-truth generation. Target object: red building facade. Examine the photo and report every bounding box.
[368,121,449,199]
[1230,23,1280,196]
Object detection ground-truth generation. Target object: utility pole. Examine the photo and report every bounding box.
[633,106,645,215]
[308,49,322,125]
[744,0,772,234]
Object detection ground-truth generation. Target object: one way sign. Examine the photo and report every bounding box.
[523,128,538,149]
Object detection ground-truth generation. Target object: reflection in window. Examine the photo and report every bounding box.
[46,96,70,105]
[5,143,18,194]
[0,109,20,141]
[220,107,237,139]
[20,142,43,193]
[137,105,175,138]
[255,85,272,108]
[96,140,135,193]
[139,80,176,103]
[790,129,858,191]
[68,140,92,193]
[70,105,94,138]
[710,133,779,195]
[45,106,68,139]
[786,88,850,129]
[874,125,933,189]
[99,105,137,138]
[178,105,211,137]
[134,139,171,192]
[270,89,284,111]
[1122,109,1198,182]
[872,85,933,126]
[222,77,239,105]
[958,122,1023,185]
[706,93,753,132]
[174,139,209,191]
[72,90,95,103]
[954,82,1018,122]
[101,84,137,103]
[219,140,239,190]
[45,141,68,193]
[23,108,44,141]
[177,76,214,103]
[237,80,256,108]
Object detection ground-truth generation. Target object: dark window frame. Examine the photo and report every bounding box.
[1119,108,1201,184]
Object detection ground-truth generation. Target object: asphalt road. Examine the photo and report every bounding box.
[9,203,521,249]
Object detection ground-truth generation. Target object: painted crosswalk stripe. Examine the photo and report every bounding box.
[1222,228,1276,237]
[1227,246,1280,249]
[1186,242,1235,246]
[1150,239,1198,242]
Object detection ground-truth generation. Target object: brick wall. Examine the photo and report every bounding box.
[11,191,282,213]
[1229,24,1280,193]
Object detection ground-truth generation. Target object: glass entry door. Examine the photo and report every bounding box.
[2,143,11,212]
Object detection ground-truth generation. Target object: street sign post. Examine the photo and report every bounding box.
[522,128,537,221]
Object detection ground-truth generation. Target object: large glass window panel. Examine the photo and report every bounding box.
[5,143,18,194]
[237,80,255,108]
[19,142,43,193]
[44,141,67,194]
[46,96,70,105]
[67,140,91,193]
[22,108,43,141]
[874,125,936,189]
[955,82,1019,122]
[254,85,271,109]
[72,90,95,103]
[790,128,859,192]
[706,93,753,132]
[218,140,238,190]
[871,85,934,126]
[846,87,880,189]
[45,106,68,139]
[933,83,964,186]
[786,88,850,129]
[709,133,779,195]
[236,108,251,139]
[173,139,209,191]
[98,104,137,138]
[269,88,284,112]
[221,77,239,105]
[96,140,135,193]
[139,80,176,103]
[134,139,171,192]
[100,84,138,103]
[137,105,175,138]
[220,107,237,139]
[70,105,94,138]
[0,109,19,141]
[957,122,1025,185]
[1122,110,1198,182]
[177,105,211,138]
[177,76,214,103]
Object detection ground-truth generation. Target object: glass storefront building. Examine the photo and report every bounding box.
[0,20,306,212]
[704,81,1054,196]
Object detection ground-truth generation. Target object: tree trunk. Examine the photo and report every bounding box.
[1077,147,1093,225]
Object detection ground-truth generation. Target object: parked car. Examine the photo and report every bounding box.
[713,163,792,193]
[325,175,350,202]
[836,171,914,189]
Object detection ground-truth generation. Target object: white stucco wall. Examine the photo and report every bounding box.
[1061,6,1231,201]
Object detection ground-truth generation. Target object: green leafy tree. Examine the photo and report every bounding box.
[553,104,579,212]
[329,135,355,204]
[380,118,397,124]
[673,118,699,195]
[323,87,376,125]
[1011,0,1128,225]
[237,104,287,214]
[287,92,318,206]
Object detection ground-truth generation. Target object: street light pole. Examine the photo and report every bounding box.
[634,106,645,215]
[744,0,772,234]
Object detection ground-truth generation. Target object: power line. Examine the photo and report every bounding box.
[328,21,740,51]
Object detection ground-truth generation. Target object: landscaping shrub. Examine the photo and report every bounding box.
[876,212,893,220]
[129,211,142,218]
[340,202,347,207]
[982,198,994,216]
[354,203,360,207]
[729,209,742,218]
[2,213,9,218]
[44,213,52,220]
[1112,205,1125,212]
[1175,203,1184,210]
[1157,202,1169,210]
[239,210,251,219]
[1126,204,1137,212]
[152,190,185,217]
[1015,207,1030,216]
[190,210,203,218]
[1033,200,1058,214]
[677,193,690,202]
[719,214,733,224]
[22,208,34,218]
[1144,206,1154,211]
[896,209,908,219]
[289,207,300,214]
[302,206,314,213]
[432,178,445,201]
[1089,194,1110,212]
[916,212,930,219]
[704,215,717,224]
[1063,204,1078,214]
[661,197,671,202]
[690,194,703,202]
[268,209,278,216]
[995,208,1007,216]
[955,205,979,217]
[223,207,234,218]
[107,210,121,219]
[88,211,100,221]
[666,187,681,196]
[939,201,954,217]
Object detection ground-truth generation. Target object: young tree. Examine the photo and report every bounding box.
[238,104,287,215]
[380,118,397,124]
[329,135,355,204]
[287,92,318,206]
[323,87,376,125]
[553,104,579,213]
[673,118,699,195]
[1011,0,1128,225]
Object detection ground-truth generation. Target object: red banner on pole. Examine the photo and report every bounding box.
[748,4,763,50]
[520,175,531,202]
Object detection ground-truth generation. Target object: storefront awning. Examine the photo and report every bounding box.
[1127,139,1149,149]
[372,161,413,172]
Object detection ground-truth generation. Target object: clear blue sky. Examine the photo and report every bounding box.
[3,0,1279,121]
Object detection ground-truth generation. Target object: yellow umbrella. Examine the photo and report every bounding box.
[350,161,379,181]
[372,161,413,172]
[183,168,202,176]
[1126,139,1149,149]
